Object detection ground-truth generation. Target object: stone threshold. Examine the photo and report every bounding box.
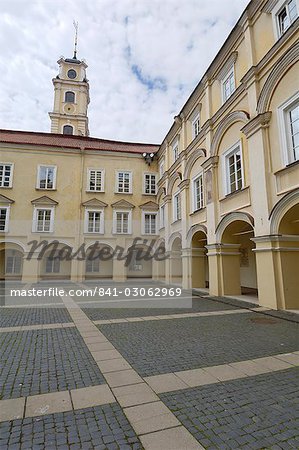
[0,384,116,423]
[144,351,299,394]
[0,322,75,333]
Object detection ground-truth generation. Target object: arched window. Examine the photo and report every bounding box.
[63,125,73,135]
[65,91,75,103]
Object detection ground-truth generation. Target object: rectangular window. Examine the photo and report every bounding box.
[192,114,201,139]
[143,213,157,235]
[37,166,56,190]
[115,212,130,234]
[116,171,131,193]
[6,253,22,274]
[193,174,204,211]
[277,0,298,36]
[160,204,165,229]
[173,192,181,221]
[144,174,156,195]
[88,169,104,192]
[35,208,53,232]
[173,143,179,162]
[224,143,244,195]
[86,258,100,273]
[87,211,102,233]
[0,163,13,188]
[45,257,60,273]
[289,101,299,162]
[0,207,9,232]
[222,67,235,103]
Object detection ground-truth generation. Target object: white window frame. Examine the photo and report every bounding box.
[191,113,201,140]
[272,0,298,39]
[87,168,105,192]
[113,209,132,234]
[159,204,165,229]
[221,66,236,104]
[32,207,55,233]
[223,141,244,195]
[143,173,157,195]
[172,138,179,163]
[0,205,10,232]
[159,160,165,179]
[278,91,299,165]
[192,173,204,212]
[84,208,104,234]
[142,211,158,235]
[36,165,57,190]
[115,171,132,194]
[173,191,181,222]
[0,163,14,188]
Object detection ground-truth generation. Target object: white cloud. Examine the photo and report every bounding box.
[0,0,249,143]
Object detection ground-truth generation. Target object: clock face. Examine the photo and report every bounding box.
[67,69,77,79]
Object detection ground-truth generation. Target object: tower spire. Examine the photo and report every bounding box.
[73,20,78,59]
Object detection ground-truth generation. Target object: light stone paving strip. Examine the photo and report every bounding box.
[0,385,116,422]
[0,322,75,333]
[144,352,299,393]
[61,292,204,450]
[92,307,254,325]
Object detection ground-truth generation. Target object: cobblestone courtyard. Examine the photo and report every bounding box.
[0,281,298,449]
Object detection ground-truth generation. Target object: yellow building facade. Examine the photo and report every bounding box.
[0,0,298,310]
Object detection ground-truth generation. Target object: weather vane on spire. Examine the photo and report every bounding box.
[73,20,79,59]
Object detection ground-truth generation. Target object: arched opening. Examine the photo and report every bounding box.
[221,220,257,299]
[65,91,75,103]
[39,244,72,281]
[85,244,113,280]
[63,125,73,135]
[170,237,182,285]
[191,231,209,289]
[126,244,152,279]
[277,203,299,309]
[0,243,24,281]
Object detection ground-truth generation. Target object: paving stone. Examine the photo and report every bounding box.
[139,426,203,449]
[0,307,72,327]
[91,349,122,361]
[0,397,25,422]
[112,383,159,407]
[96,358,132,373]
[202,364,248,381]
[144,373,189,393]
[25,391,72,417]
[124,401,180,434]
[104,369,143,388]
[174,367,220,387]
[70,385,115,410]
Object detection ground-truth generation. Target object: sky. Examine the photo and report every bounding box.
[0,0,249,144]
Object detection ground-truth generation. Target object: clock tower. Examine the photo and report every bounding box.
[49,54,90,136]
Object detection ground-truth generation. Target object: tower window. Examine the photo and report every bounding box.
[63,125,74,135]
[65,91,75,103]
[67,69,77,79]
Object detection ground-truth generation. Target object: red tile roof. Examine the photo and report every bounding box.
[0,129,159,154]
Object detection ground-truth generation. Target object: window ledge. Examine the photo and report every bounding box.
[0,186,12,189]
[142,193,157,196]
[190,207,206,216]
[171,219,181,225]
[35,188,57,191]
[274,159,299,175]
[219,186,249,201]
[86,190,105,193]
[114,192,133,195]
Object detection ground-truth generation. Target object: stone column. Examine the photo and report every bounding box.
[206,243,241,296]
[22,253,39,283]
